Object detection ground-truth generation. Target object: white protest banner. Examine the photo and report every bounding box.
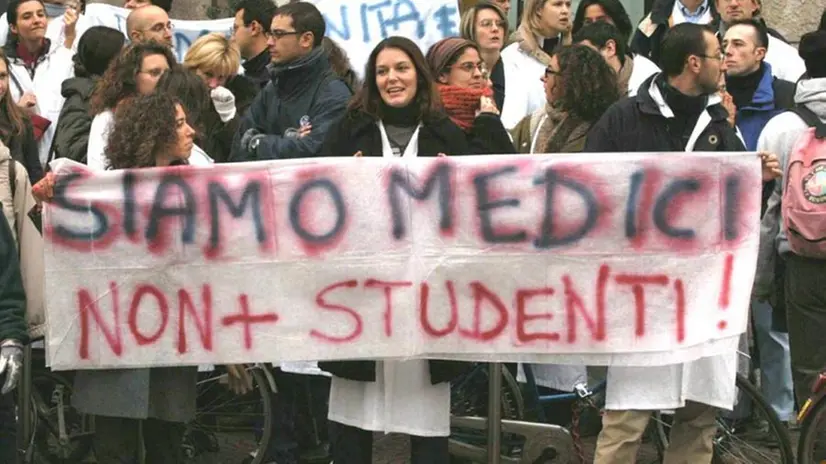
[43,154,761,371]
[70,0,459,70]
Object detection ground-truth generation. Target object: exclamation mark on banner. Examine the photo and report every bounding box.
[718,254,734,330]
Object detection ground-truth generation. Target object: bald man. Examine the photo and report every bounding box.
[126,5,172,47]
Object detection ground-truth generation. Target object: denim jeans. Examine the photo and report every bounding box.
[752,299,795,421]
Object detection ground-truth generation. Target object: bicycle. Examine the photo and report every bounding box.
[449,363,794,463]
[17,346,276,463]
[797,370,826,464]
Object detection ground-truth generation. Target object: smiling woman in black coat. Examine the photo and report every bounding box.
[319,37,470,159]
[318,36,470,464]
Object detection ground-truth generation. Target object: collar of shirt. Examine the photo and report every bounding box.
[677,0,709,23]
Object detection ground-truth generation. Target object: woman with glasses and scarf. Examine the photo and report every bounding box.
[426,37,514,155]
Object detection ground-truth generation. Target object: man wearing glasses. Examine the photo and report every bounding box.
[125,4,172,48]
[230,2,350,162]
[584,23,770,464]
[231,0,276,89]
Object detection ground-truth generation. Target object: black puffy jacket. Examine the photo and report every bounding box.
[51,76,96,164]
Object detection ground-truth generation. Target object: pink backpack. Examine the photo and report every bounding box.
[783,106,826,258]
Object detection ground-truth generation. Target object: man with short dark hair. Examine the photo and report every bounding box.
[574,21,661,97]
[722,17,796,434]
[715,0,805,82]
[586,23,769,463]
[232,0,276,89]
[230,1,350,162]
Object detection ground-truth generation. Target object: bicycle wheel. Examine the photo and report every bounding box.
[449,363,525,463]
[650,374,794,464]
[29,371,95,464]
[798,394,826,464]
[183,364,273,464]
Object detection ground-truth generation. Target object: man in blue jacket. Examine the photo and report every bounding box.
[229,2,350,162]
[722,17,796,433]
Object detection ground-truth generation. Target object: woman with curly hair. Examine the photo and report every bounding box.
[85,40,176,170]
[105,92,195,169]
[68,92,197,463]
[512,44,620,153]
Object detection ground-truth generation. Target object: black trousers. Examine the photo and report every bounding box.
[93,415,184,464]
[330,421,448,464]
[785,254,826,406]
[0,387,16,464]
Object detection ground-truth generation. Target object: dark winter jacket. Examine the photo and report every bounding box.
[0,204,27,344]
[318,108,472,158]
[466,113,515,155]
[230,47,351,162]
[585,74,745,153]
[318,108,471,384]
[731,63,795,151]
[51,76,96,164]
[1,116,42,184]
[200,74,261,163]
[241,48,271,91]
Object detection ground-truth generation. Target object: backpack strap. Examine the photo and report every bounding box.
[8,158,15,201]
[789,106,826,139]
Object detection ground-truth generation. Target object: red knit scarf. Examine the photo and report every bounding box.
[437,85,493,132]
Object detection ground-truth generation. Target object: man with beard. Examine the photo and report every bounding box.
[125,4,172,48]
[585,23,780,463]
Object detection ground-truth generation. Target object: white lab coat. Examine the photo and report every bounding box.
[765,35,806,84]
[7,36,74,167]
[499,39,548,131]
[0,11,91,48]
[327,121,450,437]
[604,78,740,411]
[86,110,214,169]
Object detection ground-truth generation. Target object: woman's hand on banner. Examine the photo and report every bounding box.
[32,172,55,203]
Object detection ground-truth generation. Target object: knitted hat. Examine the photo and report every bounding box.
[799,30,826,79]
[426,38,476,77]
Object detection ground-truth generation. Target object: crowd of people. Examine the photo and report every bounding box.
[0,0,823,462]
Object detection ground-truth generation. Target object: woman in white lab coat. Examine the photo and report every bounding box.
[499,0,572,130]
[4,0,76,169]
[318,36,471,464]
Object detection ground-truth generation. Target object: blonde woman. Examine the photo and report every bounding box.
[499,0,572,130]
[460,1,509,110]
[183,32,258,161]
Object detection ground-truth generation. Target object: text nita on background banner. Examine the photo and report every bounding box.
[42,153,761,370]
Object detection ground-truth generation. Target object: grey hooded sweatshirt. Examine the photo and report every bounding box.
[754,78,826,300]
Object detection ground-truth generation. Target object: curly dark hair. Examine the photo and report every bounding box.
[551,45,620,123]
[105,92,182,170]
[89,41,177,115]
